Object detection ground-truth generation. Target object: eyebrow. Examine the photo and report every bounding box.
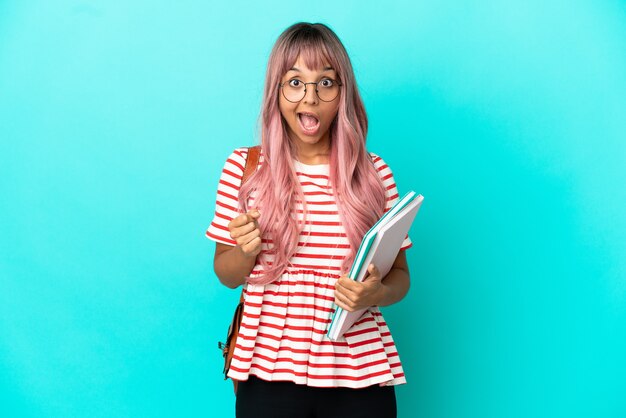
[289,66,335,72]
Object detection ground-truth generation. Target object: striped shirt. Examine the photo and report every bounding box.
[206,147,411,388]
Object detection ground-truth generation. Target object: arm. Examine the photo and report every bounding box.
[334,250,410,311]
[213,210,262,289]
[375,250,410,307]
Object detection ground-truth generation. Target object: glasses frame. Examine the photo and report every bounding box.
[278,78,343,103]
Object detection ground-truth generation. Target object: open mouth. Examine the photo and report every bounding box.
[297,112,321,135]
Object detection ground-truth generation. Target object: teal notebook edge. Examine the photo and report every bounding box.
[327,191,418,338]
[348,190,417,279]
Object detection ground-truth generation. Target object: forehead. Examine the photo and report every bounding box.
[283,46,336,75]
[287,56,335,75]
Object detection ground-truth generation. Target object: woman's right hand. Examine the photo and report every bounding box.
[228,209,262,258]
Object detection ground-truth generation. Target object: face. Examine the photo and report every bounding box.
[278,55,340,152]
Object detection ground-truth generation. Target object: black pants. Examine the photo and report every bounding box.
[235,376,397,418]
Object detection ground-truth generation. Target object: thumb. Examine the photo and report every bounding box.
[364,263,382,282]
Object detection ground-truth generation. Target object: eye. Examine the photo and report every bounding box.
[288,79,303,87]
[319,78,334,88]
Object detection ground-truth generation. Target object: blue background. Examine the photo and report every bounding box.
[1,1,625,417]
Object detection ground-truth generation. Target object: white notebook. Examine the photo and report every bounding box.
[327,192,424,341]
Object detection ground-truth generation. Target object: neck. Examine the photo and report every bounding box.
[294,133,331,165]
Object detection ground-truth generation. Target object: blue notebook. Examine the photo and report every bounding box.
[327,191,424,341]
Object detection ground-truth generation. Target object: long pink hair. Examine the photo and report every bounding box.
[239,22,387,284]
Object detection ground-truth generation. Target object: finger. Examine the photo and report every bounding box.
[334,292,355,312]
[228,213,253,229]
[335,276,360,296]
[236,228,261,247]
[335,281,359,305]
[334,297,350,312]
[335,287,359,312]
[231,208,261,227]
[230,220,257,239]
[363,263,382,281]
[240,236,262,255]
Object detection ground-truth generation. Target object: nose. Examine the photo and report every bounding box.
[302,84,319,105]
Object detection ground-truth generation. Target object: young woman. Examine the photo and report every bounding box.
[206,22,411,418]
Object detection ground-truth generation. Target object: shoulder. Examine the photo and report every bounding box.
[368,151,394,177]
[221,147,257,175]
[368,152,401,203]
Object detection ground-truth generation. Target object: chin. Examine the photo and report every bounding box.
[288,126,327,145]
[297,133,327,146]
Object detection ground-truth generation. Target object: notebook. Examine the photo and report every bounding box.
[326,191,424,341]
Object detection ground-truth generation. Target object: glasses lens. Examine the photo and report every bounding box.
[317,79,340,102]
[282,80,305,102]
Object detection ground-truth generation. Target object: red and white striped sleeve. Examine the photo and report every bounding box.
[370,152,413,251]
[205,148,249,246]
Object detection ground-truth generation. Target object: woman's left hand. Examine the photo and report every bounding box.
[334,263,385,312]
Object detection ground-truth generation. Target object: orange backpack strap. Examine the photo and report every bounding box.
[239,145,261,302]
[241,146,260,187]
[221,145,260,394]
[237,145,260,303]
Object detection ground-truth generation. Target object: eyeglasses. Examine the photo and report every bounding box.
[279,78,342,103]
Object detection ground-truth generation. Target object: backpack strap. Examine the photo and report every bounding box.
[223,146,261,394]
[237,145,261,297]
[241,146,260,187]
[236,146,261,299]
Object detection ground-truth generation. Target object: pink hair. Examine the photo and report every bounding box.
[239,22,387,285]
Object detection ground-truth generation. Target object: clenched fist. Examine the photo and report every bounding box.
[228,209,262,258]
